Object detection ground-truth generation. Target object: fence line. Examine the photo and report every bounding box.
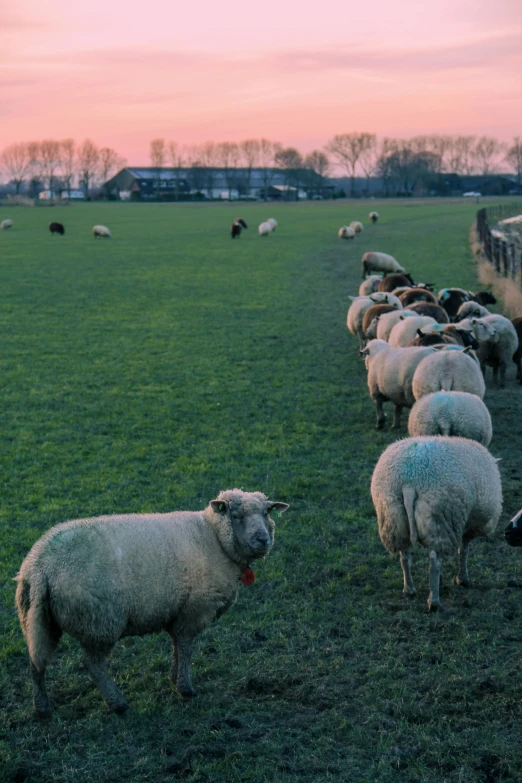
[476,203,522,285]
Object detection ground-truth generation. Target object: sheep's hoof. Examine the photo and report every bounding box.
[178,686,198,700]
[427,600,440,613]
[391,423,401,430]
[455,575,472,588]
[376,421,385,430]
[403,588,416,598]
[34,706,53,719]
[110,700,129,714]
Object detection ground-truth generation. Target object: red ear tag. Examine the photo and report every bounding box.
[242,567,255,586]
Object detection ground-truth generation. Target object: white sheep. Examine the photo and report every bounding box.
[266,218,277,231]
[361,339,435,428]
[373,309,418,342]
[456,302,489,320]
[361,252,406,279]
[408,391,492,446]
[412,349,485,400]
[371,436,502,611]
[369,212,379,223]
[471,314,519,386]
[15,489,289,715]
[258,222,272,236]
[338,226,355,239]
[93,225,111,238]
[358,275,382,296]
[388,315,437,347]
[347,294,402,348]
[350,221,363,233]
[0,219,13,230]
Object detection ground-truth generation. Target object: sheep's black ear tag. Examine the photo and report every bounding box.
[210,501,228,513]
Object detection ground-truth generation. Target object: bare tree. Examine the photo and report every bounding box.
[0,142,31,194]
[77,139,100,197]
[40,140,61,196]
[168,142,187,200]
[305,150,330,178]
[150,138,166,173]
[453,135,477,175]
[357,134,377,193]
[99,147,126,197]
[427,135,452,173]
[325,132,375,196]
[473,136,505,175]
[216,142,240,198]
[274,147,303,199]
[26,141,42,198]
[258,139,281,200]
[61,139,76,199]
[239,139,260,195]
[506,137,522,186]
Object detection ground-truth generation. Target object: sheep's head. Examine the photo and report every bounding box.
[471,318,497,343]
[209,490,288,564]
[366,316,380,340]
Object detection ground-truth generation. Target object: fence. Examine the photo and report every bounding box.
[476,203,522,283]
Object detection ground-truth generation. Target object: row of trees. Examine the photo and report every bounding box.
[0,139,126,197]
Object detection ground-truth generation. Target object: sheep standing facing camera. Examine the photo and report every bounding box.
[369,211,379,223]
[15,489,289,715]
[93,225,111,238]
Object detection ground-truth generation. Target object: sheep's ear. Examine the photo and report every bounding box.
[267,502,289,513]
[210,500,229,514]
[471,318,477,324]
[463,346,473,354]
[359,347,370,357]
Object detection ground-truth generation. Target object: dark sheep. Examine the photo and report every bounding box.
[512,317,522,384]
[49,222,65,235]
[377,273,415,293]
[408,326,479,349]
[438,288,496,320]
[362,304,400,339]
[405,302,449,323]
[231,218,248,239]
[474,291,496,306]
[399,288,437,307]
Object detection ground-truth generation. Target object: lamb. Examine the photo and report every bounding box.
[371,436,502,611]
[258,222,272,236]
[49,222,65,236]
[230,218,247,239]
[399,288,437,307]
[408,391,492,445]
[338,226,355,239]
[469,314,519,387]
[347,293,402,348]
[92,225,111,238]
[372,309,418,342]
[456,301,489,320]
[266,218,277,231]
[369,211,379,223]
[15,489,289,715]
[358,275,382,296]
[405,302,449,323]
[362,304,401,340]
[378,273,415,292]
[412,349,485,400]
[360,340,435,428]
[512,317,522,384]
[388,316,437,347]
[0,219,13,230]
[350,221,363,233]
[361,252,406,279]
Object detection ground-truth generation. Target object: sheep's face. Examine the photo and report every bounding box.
[366,317,379,340]
[211,495,288,560]
[472,319,497,343]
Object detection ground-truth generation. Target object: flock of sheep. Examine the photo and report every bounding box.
[347,233,522,611]
[1,218,112,238]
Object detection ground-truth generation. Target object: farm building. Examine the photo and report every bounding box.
[104,168,191,201]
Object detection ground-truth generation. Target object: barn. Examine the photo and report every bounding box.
[104,168,191,201]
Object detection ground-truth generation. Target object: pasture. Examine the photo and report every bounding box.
[1,200,522,783]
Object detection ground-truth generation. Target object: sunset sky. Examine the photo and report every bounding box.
[3,0,522,163]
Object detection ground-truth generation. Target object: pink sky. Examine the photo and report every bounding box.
[3,0,522,162]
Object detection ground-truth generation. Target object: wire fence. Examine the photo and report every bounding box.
[476,203,522,283]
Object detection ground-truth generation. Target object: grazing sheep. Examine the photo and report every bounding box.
[405,302,450,323]
[371,437,502,611]
[388,316,437,347]
[369,211,379,223]
[412,349,485,400]
[347,294,402,348]
[378,273,415,293]
[266,218,277,231]
[362,304,401,340]
[360,340,435,428]
[408,391,492,445]
[399,288,438,307]
[359,275,382,296]
[93,225,111,239]
[361,252,406,279]
[512,317,522,384]
[0,219,13,230]
[49,222,65,236]
[15,489,289,715]
[373,309,418,342]
[230,218,247,239]
[505,509,522,547]
[258,222,272,236]
[338,226,355,240]
[350,221,363,233]
[456,301,489,320]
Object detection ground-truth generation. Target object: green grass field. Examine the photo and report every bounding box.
[1,200,522,783]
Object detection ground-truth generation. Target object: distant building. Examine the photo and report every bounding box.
[103,168,192,201]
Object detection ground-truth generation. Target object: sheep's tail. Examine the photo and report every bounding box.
[402,486,418,545]
[15,572,56,671]
[440,373,453,391]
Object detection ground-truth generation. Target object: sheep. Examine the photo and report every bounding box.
[49,222,65,236]
[266,218,277,231]
[408,323,479,350]
[338,226,355,239]
[378,273,415,292]
[512,317,522,384]
[373,309,418,342]
[470,314,519,386]
[505,509,522,547]
[93,225,111,238]
[358,275,382,296]
[361,252,406,279]
[388,316,437,347]
[258,222,272,237]
[371,436,502,611]
[1,219,13,230]
[347,294,402,348]
[15,489,289,715]
[360,340,436,428]
[456,301,489,320]
[405,302,449,323]
[412,349,485,400]
[362,304,401,340]
[408,391,492,445]
[350,221,363,233]
[399,288,437,307]
[369,211,379,223]
[230,218,247,239]
[438,289,496,320]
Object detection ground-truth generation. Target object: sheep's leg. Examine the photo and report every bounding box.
[391,404,403,429]
[455,537,472,587]
[374,395,386,430]
[492,365,499,385]
[174,636,197,699]
[427,550,442,612]
[499,361,507,388]
[25,612,62,716]
[516,358,522,384]
[400,551,416,596]
[30,661,53,716]
[82,648,128,713]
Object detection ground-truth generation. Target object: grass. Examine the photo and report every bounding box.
[1,199,522,783]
